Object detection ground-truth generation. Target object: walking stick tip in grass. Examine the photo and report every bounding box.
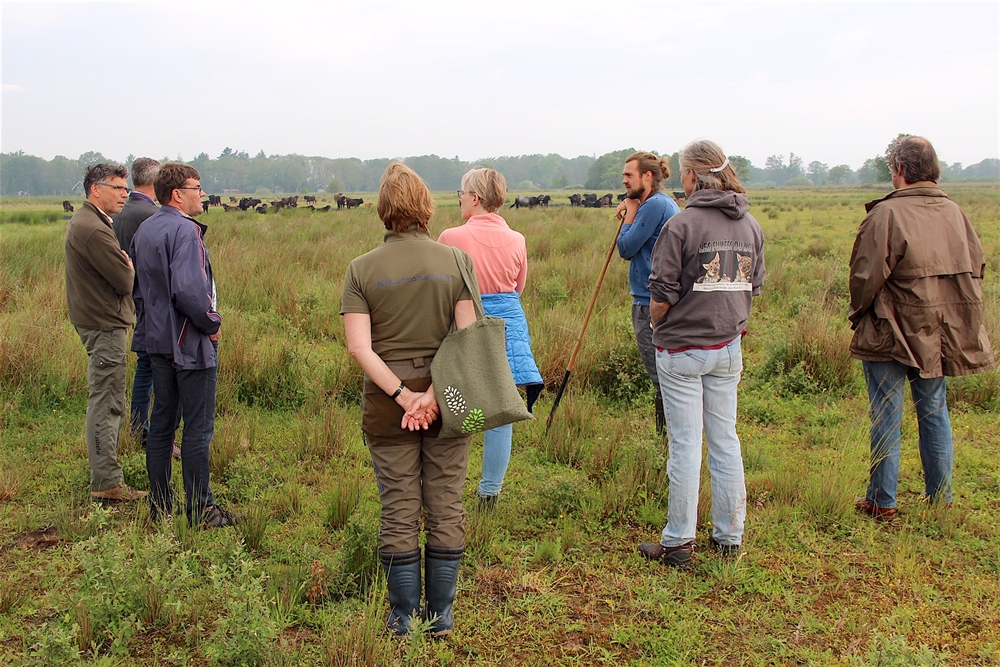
[546,215,626,433]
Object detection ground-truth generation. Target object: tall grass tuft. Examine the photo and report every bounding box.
[325,581,394,667]
[326,473,364,531]
[239,502,269,552]
[0,584,22,615]
[0,468,19,501]
[211,418,251,479]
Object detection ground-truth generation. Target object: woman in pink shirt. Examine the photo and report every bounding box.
[438,168,543,506]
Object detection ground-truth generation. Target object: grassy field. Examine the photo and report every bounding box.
[1,184,998,665]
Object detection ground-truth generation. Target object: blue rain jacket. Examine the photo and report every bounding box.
[481,292,543,386]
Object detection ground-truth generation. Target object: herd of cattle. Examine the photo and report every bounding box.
[202,193,366,215]
[61,190,686,217]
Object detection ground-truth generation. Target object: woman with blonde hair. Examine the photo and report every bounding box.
[341,162,477,637]
[438,167,543,506]
[638,140,765,567]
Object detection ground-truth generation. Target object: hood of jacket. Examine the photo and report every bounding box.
[685,189,749,220]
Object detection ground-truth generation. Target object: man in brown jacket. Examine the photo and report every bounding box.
[849,136,994,521]
[65,163,148,503]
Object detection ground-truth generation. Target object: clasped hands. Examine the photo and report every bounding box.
[397,386,440,431]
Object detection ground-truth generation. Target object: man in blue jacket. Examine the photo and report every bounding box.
[614,152,680,434]
[130,162,237,528]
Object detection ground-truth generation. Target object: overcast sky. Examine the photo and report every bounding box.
[2,1,998,169]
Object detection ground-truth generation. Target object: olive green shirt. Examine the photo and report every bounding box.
[341,227,473,360]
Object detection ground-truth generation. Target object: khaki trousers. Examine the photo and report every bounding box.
[364,357,472,553]
[75,326,127,492]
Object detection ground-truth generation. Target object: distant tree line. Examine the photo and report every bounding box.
[3,136,997,196]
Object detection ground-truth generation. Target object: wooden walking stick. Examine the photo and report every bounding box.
[546,214,627,433]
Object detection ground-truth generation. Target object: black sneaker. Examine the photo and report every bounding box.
[201,505,241,529]
[478,494,498,510]
[637,541,694,567]
[709,536,741,559]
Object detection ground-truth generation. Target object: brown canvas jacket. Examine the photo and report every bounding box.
[65,201,136,330]
[848,185,994,377]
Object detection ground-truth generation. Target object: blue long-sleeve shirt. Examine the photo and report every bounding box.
[616,191,679,305]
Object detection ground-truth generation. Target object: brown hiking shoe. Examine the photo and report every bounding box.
[90,484,148,504]
[855,498,896,522]
[638,541,694,567]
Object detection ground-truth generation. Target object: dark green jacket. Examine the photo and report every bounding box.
[65,201,135,330]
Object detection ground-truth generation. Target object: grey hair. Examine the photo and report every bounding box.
[889,136,940,184]
[679,140,745,194]
[83,163,128,197]
[461,167,507,212]
[130,157,161,188]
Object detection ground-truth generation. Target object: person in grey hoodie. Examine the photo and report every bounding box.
[638,140,765,567]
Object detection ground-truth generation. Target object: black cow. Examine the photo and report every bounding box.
[256,204,268,214]
[599,194,614,207]
[208,195,222,206]
[317,205,331,212]
[346,197,363,209]
[62,200,74,212]
[672,191,687,201]
[202,201,210,213]
[568,194,581,207]
[335,195,347,209]
[617,193,627,202]
[304,195,317,204]
[538,195,551,207]
[229,196,238,203]
[509,196,539,209]
[581,193,599,208]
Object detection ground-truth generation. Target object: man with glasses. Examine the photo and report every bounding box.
[65,163,148,504]
[131,163,237,528]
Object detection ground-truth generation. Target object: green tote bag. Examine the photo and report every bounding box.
[431,248,533,438]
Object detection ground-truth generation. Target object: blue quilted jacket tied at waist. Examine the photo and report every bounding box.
[481,292,543,387]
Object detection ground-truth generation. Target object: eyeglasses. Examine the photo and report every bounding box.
[177,186,205,193]
[97,182,131,194]
[457,190,476,198]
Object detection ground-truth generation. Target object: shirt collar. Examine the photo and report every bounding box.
[129,190,157,206]
[384,226,432,243]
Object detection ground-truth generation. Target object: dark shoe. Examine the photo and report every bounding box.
[201,504,241,529]
[855,498,897,522]
[425,544,463,638]
[381,549,422,636]
[478,494,498,510]
[710,536,741,559]
[638,541,693,567]
[90,484,148,504]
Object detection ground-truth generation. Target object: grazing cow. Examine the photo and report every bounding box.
[346,197,364,209]
[568,193,582,207]
[617,193,627,202]
[509,196,539,209]
[672,191,687,201]
[238,197,261,211]
[581,193,599,208]
[599,194,614,207]
[62,200,74,213]
[202,201,210,213]
[538,195,551,207]
[229,196,237,203]
[304,195,316,204]
[336,195,347,209]
[208,195,222,206]
[256,204,268,214]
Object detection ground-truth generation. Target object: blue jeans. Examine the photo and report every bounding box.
[656,336,746,547]
[478,423,513,497]
[148,352,217,524]
[862,360,953,507]
[129,350,154,438]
